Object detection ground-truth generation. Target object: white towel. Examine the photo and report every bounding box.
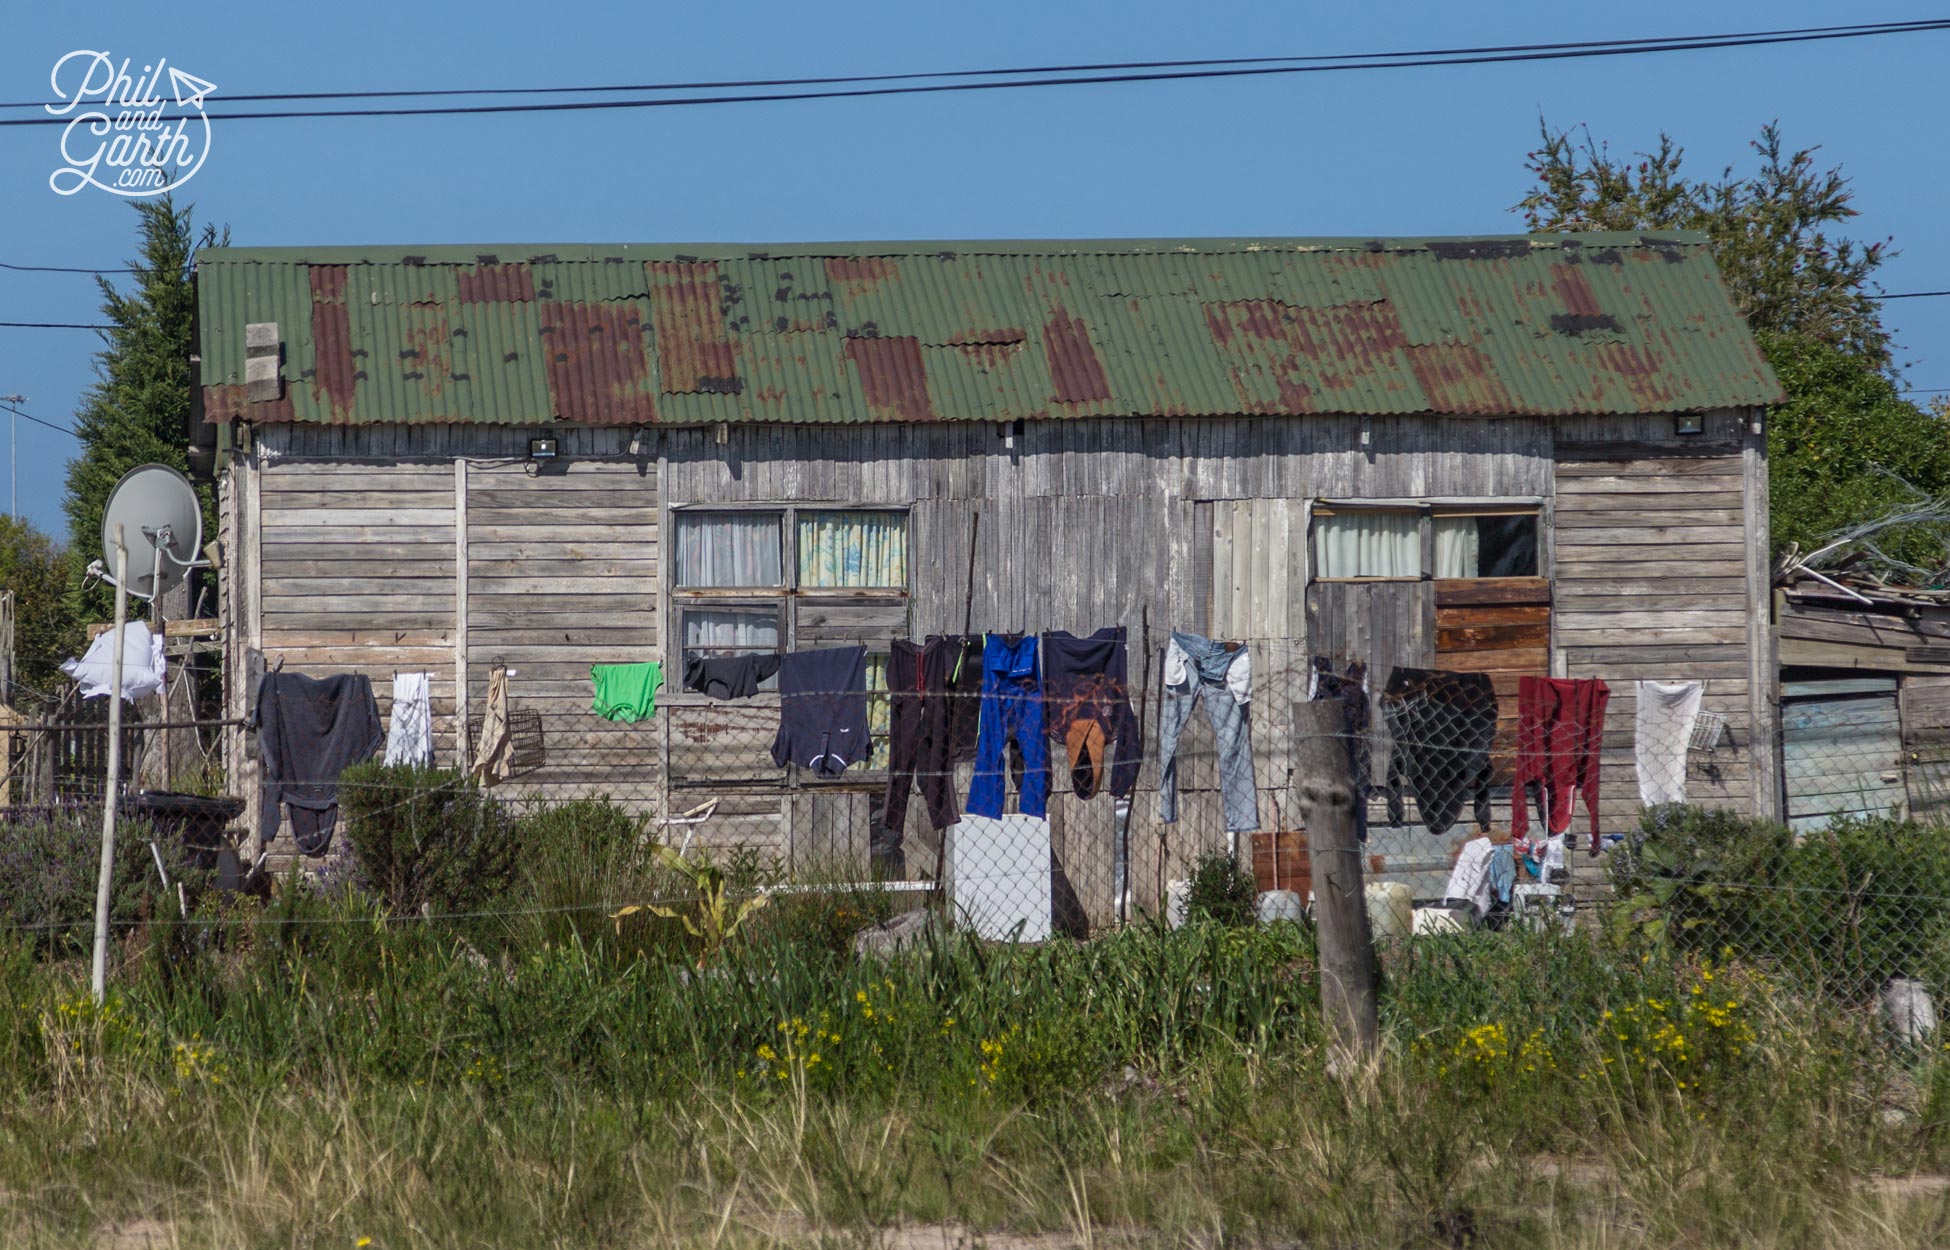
[1635,680,1704,806]
[60,621,166,702]
[384,671,434,767]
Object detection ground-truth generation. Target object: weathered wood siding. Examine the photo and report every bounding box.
[229,408,1764,918]
[1553,415,1762,838]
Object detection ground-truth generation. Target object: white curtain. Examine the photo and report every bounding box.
[1433,517,1481,578]
[683,609,779,652]
[799,510,907,588]
[1315,512,1419,578]
[675,513,782,587]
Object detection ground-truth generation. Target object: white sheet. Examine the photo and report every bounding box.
[948,814,1052,942]
[1635,679,1704,806]
[60,621,165,702]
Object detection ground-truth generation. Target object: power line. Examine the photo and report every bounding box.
[0,261,134,275]
[1878,290,1950,300]
[1,20,1945,128]
[0,322,111,331]
[0,403,79,438]
[3,20,1940,111]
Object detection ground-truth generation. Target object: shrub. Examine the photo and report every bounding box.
[339,763,518,917]
[1185,851,1257,927]
[0,809,200,954]
[1609,804,1950,1000]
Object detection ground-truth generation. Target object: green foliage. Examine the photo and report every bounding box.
[62,196,225,621]
[338,762,519,918]
[1760,328,1950,569]
[1517,119,1892,366]
[0,515,80,698]
[1608,804,1950,1000]
[0,810,200,954]
[1184,850,1257,927]
[617,844,770,967]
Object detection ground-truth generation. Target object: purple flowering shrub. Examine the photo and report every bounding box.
[0,809,199,953]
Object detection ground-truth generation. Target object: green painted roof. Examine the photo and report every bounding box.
[195,233,1784,426]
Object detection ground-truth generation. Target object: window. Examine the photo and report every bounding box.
[1314,509,1420,579]
[671,505,910,773]
[1434,513,1539,578]
[1312,503,1541,581]
[675,512,783,588]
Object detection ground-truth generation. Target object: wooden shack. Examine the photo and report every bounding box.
[1776,574,1950,830]
[194,233,1784,917]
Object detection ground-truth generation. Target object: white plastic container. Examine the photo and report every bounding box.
[1257,889,1306,926]
[1165,879,1192,929]
[1365,881,1413,943]
[1883,977,1940,1046]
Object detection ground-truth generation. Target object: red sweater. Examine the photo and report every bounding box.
[1510,676,1611,852]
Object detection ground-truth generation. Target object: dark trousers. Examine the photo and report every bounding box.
[877,636,981,871]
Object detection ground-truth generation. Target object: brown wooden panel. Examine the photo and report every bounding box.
[1435,621,1551,652]
[1433,577,1550,607]
[1435,604,1550,629]
[1437,647,1549,674]
[1552,440,1742,462]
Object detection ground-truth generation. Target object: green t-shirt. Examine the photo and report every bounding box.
[591,662,663,723]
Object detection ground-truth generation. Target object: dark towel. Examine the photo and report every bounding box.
[770,646,870,779]
[683,653,782,700]
[256,672,385,855]
[1381,666,1498,838]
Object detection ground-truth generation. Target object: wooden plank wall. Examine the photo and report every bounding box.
[1553,424,1756,838]
[465,457,661,814]
[232,410,1760,922]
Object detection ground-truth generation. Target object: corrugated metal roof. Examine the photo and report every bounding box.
[196,233,1784,426]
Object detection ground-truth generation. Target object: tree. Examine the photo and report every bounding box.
[1516,120,1948,562]
[62,195,224,619]
[0,516,80,701]
[1762,330,1950,571]
[1517,120,1894,369]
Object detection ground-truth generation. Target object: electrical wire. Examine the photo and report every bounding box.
[0,403,78,437]
[0,322,112,332]
[0,20,1946,128]
[2,19,1942,111]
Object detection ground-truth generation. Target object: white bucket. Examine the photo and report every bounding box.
[1883,977,1939,1046]
[1164,879,1191,929]
[1365,881,1413,943]
[1257,889,1306,926]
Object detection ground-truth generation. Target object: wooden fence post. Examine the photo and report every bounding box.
[1292,700,1380,1066]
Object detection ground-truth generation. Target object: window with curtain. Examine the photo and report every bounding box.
[1434,514,1539,578]
[675,512,783,587]
[1314,511,1421,579]
[798,510,907,588]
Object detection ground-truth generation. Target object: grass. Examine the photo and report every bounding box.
[4,791,1950,1247]
[1,907,1947,1249]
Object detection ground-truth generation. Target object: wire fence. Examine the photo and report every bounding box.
[4,637,1949,1015]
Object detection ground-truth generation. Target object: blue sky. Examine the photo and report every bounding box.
[1,1,1945,540]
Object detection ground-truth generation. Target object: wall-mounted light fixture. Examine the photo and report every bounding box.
[1675,414,1705,436]
[528,436,559,460]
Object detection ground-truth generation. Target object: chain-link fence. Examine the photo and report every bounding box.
[5,640,1950,1019]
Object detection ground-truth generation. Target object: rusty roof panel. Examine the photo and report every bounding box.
[197,233,1784,426]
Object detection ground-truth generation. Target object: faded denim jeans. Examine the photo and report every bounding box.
[1157,631,1260,833]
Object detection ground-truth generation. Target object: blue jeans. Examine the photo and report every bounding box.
[966,634,1049,819]
[1157,631,1259,833]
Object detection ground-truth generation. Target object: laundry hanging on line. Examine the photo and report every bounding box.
[1041,626,1142,802]
[1635,680,1703,807]
[878,634,982,873]
[591,661,663,723]
[256,671,384,856]
[1511,675,1611,853]
[967,633,1050,820]
[1157,631,1258,834]
[61,621,166,702]
[684,653,782,701]
[1380,666,1497,838]
[770,645,870,779]
[384,671,434,768]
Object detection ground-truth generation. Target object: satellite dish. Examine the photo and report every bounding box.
[100,464,203,600]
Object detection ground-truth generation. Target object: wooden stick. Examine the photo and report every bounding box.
[1292,699,1379,1067]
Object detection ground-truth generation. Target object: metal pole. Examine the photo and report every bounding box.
[90,525,129,1002]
